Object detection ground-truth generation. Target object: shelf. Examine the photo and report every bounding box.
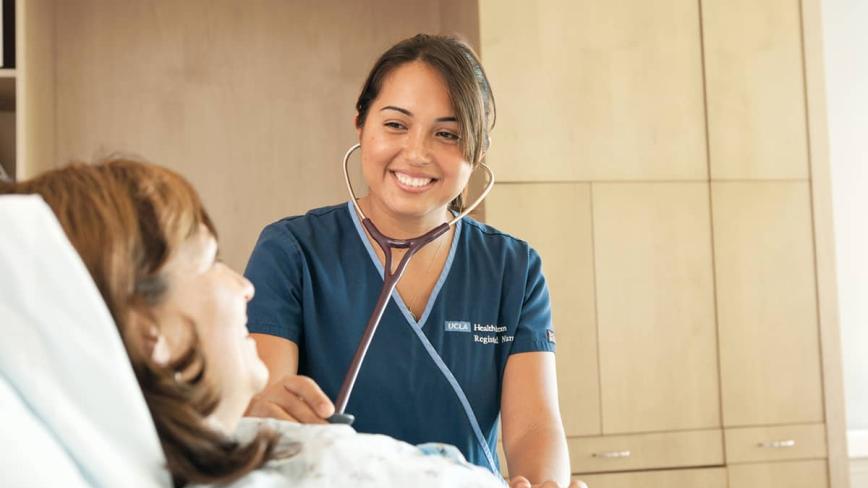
[0,76,13,111]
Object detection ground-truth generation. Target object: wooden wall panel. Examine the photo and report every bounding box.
[52,0,475,270]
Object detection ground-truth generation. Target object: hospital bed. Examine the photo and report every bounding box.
[0,195,506,488]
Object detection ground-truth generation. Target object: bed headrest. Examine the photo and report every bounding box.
[0,194,170,487]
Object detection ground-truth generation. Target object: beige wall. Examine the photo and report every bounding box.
[44,0,477,271]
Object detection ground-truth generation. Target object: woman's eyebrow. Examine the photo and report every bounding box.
[380,105,412,116]
[380,105,456,123]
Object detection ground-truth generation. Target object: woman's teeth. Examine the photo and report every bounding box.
[394,172,433,188]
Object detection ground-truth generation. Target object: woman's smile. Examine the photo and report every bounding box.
[391,170,437,192]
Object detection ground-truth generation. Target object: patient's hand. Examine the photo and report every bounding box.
[509,476,588,488]
[245,374,335,424]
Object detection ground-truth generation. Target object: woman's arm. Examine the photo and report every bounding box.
[245,333,335,423]
[501,351,571,486]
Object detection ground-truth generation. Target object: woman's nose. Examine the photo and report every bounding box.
[404,131,432,166]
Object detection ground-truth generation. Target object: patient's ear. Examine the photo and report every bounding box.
[150,328,171,366]
[127,308,171,365]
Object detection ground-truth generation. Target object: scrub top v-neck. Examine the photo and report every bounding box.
[244,202,556,472]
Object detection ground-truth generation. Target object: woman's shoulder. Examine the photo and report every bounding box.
[259,202,353,242]
[459,215,534,254]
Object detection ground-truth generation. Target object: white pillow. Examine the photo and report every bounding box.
[0,195,170,487]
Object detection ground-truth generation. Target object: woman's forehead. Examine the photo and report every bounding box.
[376,62,454,116]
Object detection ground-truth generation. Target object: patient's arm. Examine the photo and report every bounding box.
[501,352,571,486]
[245,333,335,423]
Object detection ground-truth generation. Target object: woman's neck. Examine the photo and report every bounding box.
[356,195,451,239]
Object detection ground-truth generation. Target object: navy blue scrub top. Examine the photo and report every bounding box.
[244,202,556,472]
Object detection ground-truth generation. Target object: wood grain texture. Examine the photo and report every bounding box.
[479,0,707,181]
[579,467,726,488]
[727,459,829,488]
[713,182,824,426]
[51,0,477,270]
[593,182,720,433]
[703,0,809,179]
[485,182,600,437]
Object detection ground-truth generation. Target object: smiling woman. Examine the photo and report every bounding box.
[244,33,577,487]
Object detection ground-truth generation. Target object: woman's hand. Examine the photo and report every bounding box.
[245,374,335,424]
[509,476,588,488]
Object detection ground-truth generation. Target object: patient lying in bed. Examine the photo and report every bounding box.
[0,160,506,488]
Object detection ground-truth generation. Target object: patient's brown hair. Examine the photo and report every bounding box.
[0,160,276,487]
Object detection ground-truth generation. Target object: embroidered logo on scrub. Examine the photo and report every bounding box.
[547,329,556,344]
[445,321,472,333]
[445,321,513,345]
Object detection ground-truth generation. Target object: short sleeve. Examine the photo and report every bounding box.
[509,247,556,355]
[244,223,304,343]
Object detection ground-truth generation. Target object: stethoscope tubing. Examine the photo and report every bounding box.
[329,144,494,425]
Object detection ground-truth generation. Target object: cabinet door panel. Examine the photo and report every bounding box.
[569,429,723,474]
[703,0,809,179]
[580,467,726,488]
[728,460,828,488]
[593,183,719,433]
[479,0,707,181]
[713,182,823,426]
[725,424,826,463]
[486,183,600,437]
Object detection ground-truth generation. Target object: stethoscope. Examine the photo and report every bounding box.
[328,143,495,425]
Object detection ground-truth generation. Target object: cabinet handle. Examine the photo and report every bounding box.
[757,439,796,449]
[592,450,631,458]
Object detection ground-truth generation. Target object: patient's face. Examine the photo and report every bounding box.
[154,224,268,432]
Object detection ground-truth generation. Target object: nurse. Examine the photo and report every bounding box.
[244,34,572,487]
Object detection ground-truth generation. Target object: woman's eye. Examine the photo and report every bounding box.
[437,131,460,142]
[384,121,406,130]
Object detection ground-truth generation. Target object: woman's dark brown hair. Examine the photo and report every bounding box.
[355,33,496,212]
[0,160,276,487]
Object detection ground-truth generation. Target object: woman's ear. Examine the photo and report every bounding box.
[354,113,363,140]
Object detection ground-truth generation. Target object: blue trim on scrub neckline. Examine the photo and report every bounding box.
[402,318,500,474]
[345,201,498,473]
[345,201,461,329]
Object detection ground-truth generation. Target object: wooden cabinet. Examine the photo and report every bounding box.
[703,0,809,179]
[728,460,829,488]
[480,0,844,484]
[725,424,827,464]
[712,182,824,426]
[592,183,719,433]
[568,429,723,474]
[485,183,600,437]
[478,0,707,181]
[580,467,727,488]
